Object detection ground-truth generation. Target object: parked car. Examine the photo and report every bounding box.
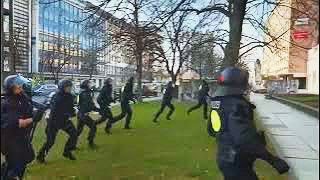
[253,88,268,94]
[32,84,58,96]
[142,85,158,97]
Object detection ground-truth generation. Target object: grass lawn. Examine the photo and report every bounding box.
[24,101,288,180]
[277,94,319,108]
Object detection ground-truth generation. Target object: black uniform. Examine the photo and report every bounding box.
[208,67,289,180]
[77,86,100,147]
[37,80,78,162]
[1,94,34,179]
[111,78,135,129]
[153,82,175,122]
[96,81,115,132]
[187,81,210,119]
[1,75,34,179]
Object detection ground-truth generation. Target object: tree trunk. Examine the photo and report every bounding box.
[223,0,247,67]
[55,72,59,84]
[199,61,203,79]
[136,49,143,102]
[89,66,93,80]
[171,73,178,98]
[134,1,143,102]
[171,73,177,84]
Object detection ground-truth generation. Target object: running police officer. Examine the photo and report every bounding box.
[153,81,175,123]
[187,80,210,119]
[1,75,34,180]
[207,67,290,180]
[77,80,100,148]
[111,77,135,130]
[95,78,115,134]
[37,79,78,163]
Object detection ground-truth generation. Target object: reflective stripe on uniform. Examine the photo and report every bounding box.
[210,110,221,132]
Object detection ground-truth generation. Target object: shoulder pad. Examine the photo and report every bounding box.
[211,100,221,109]
[209,96,221,109]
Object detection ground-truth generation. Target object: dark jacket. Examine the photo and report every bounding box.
[198,84,209,102]
[97,83,114,107]
[121,82,135,103]
[1,93,34,164]
[49,90,75,127]
[207,95,272,162]
[163,84,174,102]
[79,89,99,114]
[1,94,33,136]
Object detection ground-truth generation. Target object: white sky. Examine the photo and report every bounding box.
[88,0,266,62]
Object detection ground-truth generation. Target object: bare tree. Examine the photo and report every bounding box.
[7,25,29,73]
[39,38,75,84]
[180,0,319,67]
[189,33,223,79]
[79,16,108,80]
[78,0,191,101]
[151,5,209,83]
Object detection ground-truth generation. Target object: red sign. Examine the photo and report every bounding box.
[293,31,309,39]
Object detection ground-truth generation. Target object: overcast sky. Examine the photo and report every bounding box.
[88,0,267,62]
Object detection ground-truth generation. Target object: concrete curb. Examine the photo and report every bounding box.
[255,113,298,180]
[272,96,319,118]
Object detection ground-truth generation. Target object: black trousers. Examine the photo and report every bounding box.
[39,120,78,156]
[222,169,258,180]
[218,152,258,180]
[96,105,114,129]
[111,102,132,128]
[187,100,208,118]
[1,136,34,180]
[77,112,96,143]
[153,101,175,121]
[1,161,26,180]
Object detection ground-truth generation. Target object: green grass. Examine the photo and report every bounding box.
[24,101,288,180]
[277,94,319,108]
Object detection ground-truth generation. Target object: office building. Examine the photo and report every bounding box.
[262,0,318,93]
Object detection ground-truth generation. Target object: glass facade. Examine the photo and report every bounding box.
[38,0,106,75]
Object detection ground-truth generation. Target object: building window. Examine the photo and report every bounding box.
[297,78,306,89]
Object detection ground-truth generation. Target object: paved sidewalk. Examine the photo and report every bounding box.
[251,93,319,180]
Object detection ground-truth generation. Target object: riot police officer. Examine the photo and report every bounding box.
[111,77,135,130]
[187,80,210,119]
[153,81,175,123]
[77,80,100,148]
[37,79,78,163]
[207,67,290,180]
[1,75,34,179]
[95,78,115,134]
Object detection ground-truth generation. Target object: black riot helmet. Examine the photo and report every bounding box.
[58,79,73,91]
[3,74,32,96]
[202,80,208,88]
[128,77,134,84]
[215,67,249,96]
[202,80,208,85]
[80,79,91,89]
[104,78,113,86]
